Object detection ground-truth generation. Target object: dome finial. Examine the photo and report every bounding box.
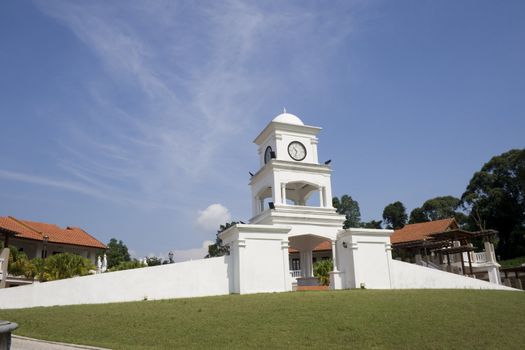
[272,110,304,125]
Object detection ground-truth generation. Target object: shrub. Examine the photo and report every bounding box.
[109,259,146,272]
[41,253,95,281]
[313,259,333,286]
[146,257,162,266]
[7,246,35,279]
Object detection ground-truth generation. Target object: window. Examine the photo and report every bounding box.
[291,258,300,270]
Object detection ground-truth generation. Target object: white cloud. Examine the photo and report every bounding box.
[195,203,231,233]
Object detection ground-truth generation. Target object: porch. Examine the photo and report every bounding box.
[287,234,339,289]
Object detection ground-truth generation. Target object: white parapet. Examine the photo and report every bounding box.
[336,228,394,289]
[0,256,231,310]
[219,224,292,294]
[390,259,516,291]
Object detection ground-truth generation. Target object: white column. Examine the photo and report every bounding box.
[487,266,501,285]
[484,241,496,262]
[325,182,333,208]
[272,184,281,205]
[311,138,318,163]
[300,251,307,277]
[305,250,313,277]
[318,187,324,207]
[331,240,338,272]
[252,196,259,215]
[281,183,287,205]
[281,240,292,291]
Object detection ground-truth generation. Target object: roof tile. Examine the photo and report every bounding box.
[390,218,457,244]
[0,216,106,249]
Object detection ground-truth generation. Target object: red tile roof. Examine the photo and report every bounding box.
[289,240,331,253]
[390,218,457,244]
[0,216,106,249]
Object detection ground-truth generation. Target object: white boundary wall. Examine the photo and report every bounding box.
[0,256,231,310]
[390,260,516,291]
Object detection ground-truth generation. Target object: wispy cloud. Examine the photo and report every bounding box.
[29,1,355,213]
[0,1,360,258]
[0,169,110,201]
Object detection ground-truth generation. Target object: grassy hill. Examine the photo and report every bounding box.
[1,289,524,349]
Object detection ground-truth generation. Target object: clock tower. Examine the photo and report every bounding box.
[249,111,344,230]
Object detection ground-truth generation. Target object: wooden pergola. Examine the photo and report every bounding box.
[439,245,476,276]
[430,229,497,243]
[392,229,498,277]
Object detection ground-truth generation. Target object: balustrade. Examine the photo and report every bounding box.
[474,252,487,263]
[290,270,301,278]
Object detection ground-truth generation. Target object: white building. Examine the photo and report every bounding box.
[219,112,401,292]
[219,112,513,293]
[0,111,515,310]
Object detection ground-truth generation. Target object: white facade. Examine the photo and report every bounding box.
[0,257,230,309]
[0,111,518,309]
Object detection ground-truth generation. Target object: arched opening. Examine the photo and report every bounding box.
[288,234,334,281]
[284,181,322,207]
[255,186,273,214]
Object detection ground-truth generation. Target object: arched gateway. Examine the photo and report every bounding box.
[219,111,394,293]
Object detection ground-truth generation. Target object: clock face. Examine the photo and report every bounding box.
[264,146,273,164]
[288,141,307,161]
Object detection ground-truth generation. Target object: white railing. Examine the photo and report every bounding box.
[290,270,301,278]
[442,252,488,265]
[473,252,487,263]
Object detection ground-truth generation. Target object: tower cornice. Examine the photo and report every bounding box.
[253,121,321,145]
[249,160,331,184]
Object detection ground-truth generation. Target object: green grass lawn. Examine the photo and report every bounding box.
[500,255,525,268]
[1,290,524,349]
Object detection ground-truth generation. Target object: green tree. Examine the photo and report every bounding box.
[110,260,146,272]
[146,256,162,266]
[106,238,131,268]
[408,207,429,224]
[461,149,525,259]
[205,222,239,258]
[332,195,361,229]
[313,259,333,286]
[360,220,383,229]
[382,201,407,229]
[409,196,467,225]
[422,196,461,220]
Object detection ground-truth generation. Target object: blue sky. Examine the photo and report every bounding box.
[1,0,524,260]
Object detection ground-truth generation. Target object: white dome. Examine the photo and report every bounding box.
[272,112,304,125]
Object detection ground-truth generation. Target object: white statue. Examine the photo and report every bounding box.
[97,256,102,273]
[102,254,108,272]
